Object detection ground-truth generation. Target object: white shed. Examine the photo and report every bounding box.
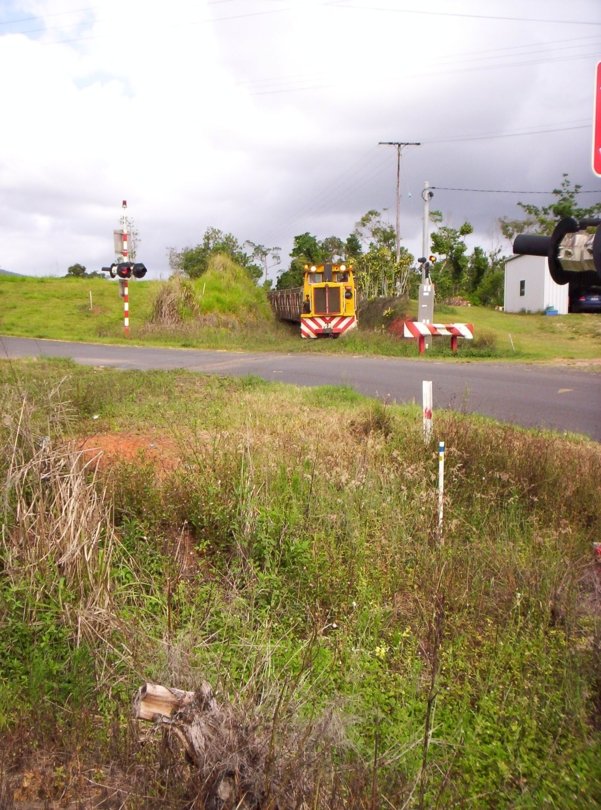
[504,254,569,314]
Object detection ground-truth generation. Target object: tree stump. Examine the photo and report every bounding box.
[132,682,254,808]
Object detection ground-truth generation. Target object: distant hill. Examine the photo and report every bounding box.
[0,268,25,277]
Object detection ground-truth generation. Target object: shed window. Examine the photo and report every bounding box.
[519,280,525,296]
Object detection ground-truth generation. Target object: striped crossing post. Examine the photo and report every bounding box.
[121,201,129,337]
[123,279,129,336]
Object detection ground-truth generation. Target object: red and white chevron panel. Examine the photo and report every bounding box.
[403,322,474,339]
[301,315,357,339]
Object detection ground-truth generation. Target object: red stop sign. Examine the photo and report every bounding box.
[594,61,601,177]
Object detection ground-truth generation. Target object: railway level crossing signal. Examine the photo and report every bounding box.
[100,200,148,336]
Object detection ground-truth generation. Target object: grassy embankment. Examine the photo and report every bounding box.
[1,260,601,361]
[1,357,600,807]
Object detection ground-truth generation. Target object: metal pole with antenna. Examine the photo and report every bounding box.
[378,141,421,263]
[422,180,432,270]
[418,182,435,346]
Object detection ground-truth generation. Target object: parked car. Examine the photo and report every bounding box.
[570,287,601,313]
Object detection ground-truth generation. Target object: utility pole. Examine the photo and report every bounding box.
[378,141,420,263]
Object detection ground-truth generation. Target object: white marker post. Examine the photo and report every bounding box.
[422,380,433,443]
[437,440,445,542]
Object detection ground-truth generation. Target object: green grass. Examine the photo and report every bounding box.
[1,358,600,807]
[1,273,601,362]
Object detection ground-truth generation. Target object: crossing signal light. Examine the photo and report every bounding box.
[101,261,148,279]
[513,217,601,286]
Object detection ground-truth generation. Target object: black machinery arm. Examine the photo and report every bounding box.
[512,217,601,287]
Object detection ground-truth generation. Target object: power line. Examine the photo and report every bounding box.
[424,123,589,144]
[248,49,599,97]
[0,4,293,40]
[237,34,600,94]
[0,6,94,27]
[328,2,601,27]
[431,186,600,194]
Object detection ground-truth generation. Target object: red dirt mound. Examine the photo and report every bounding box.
[80,432,181,474]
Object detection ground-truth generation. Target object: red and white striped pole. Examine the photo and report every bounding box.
[121,200,129,337]
[122,279,129,336]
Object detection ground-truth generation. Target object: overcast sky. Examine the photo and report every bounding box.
[1,0,600,280]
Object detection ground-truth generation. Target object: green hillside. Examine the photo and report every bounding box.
[1,266,600,361]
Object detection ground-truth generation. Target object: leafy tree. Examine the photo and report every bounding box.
[468,247,505,307]
[352,210,413,297]
[344,233,362,262]
[429,212,473,297]
[244,241,281,287]
[425,212,506,306]
[321,235,346,261]
[65,263,103,279]
[353,209,396,252]
[169,227,262,282]
[290,232,326,264]
[475,264,504,307]
[499,174,601,240]
[276,233,326,289]
[275,266,304,289]
[276,231,365,290]
[66,263,87,277]
[354,245,413,299]
[466,246,489,294]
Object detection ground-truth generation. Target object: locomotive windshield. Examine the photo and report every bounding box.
[307,270,349,284]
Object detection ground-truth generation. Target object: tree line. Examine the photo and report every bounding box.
[68,176,601,307]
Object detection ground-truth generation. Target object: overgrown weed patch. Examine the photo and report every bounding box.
[1,360,600,807]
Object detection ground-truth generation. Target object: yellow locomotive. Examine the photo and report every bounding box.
[269,262,358,338]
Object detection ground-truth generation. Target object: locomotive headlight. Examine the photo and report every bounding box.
[339,264,346,272]
[310,265,317,272]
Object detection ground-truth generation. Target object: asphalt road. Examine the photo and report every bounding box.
[1,335,600,441]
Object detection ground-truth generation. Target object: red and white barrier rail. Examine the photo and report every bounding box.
[403,321,474,353]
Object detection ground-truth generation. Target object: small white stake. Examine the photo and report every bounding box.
[437,440,445,541]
